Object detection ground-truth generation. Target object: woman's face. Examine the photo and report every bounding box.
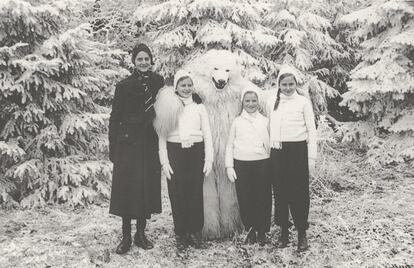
[134,51,151,72]
[176,77,194,98]
[242,92,259,114]
[279,75,297,96]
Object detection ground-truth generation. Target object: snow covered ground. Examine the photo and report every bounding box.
[1,148,413,268]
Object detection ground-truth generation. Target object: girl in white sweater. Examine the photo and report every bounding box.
[266,66,317,252]
[225,88,271,246]
[154,70,213,250]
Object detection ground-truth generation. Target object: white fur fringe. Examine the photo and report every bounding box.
[153,86,183,138]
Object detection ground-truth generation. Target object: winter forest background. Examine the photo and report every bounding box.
[0,0,413,267]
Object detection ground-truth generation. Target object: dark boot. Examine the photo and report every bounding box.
[257,231,266,246]
[297,230,308,252]
[175,234,188,251]
[134,219,154,250]
[116,217,132,254]
[116,235,132,254]
[245,228,256,244]
[188,231,202,249]
[277,227,289,248]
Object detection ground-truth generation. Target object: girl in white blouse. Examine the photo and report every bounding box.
[266,66,317,252]
[154,70,213,250]
[225,88,271,246]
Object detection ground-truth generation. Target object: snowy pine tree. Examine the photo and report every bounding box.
[133,0,279,82]
[262,0,352,116]
[133,0,352,122]
[0,0,128,207]
[86,0,144,50]
[337,0,414,166]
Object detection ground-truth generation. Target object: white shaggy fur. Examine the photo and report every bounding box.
[184,50,262,239]
[153,86,183,138]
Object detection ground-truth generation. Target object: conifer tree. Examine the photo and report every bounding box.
[262,0,352,115]
[133,0,279,82]
[86,0,144,50]
[337,0,414,165]
[134,0,358,124]
[0,0,127,206]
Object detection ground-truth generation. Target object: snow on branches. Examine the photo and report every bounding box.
[0,0,126,206]
[337,0,414,164]
[133,0,276,81]
[262,0,349,116]
[338,0,414,128]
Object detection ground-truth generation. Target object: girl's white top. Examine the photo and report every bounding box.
[266,91,317,159]
[158,96,213,166]
[225,110,270,168]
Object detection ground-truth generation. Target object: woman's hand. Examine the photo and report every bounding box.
[162,163,174,180]
[203,161,212,176]
[309,158,316,177]
[226,167,237,182]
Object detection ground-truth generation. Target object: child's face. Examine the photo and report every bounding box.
[242,92,259,114]
[134,51,151,72]
[176,77,194,98]
[279,75,297,96]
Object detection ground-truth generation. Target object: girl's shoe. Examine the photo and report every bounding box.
[277,228,289,248]
[134,231,154,250]
[115,235,132,254]
[134,223,154,250]
[297,230,308,252]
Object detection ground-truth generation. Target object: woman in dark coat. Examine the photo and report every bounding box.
[108,43,164,254]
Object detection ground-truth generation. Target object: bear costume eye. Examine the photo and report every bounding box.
[214,67,218,70]
[225,69,230,72]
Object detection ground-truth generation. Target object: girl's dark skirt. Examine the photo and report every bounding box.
[234,158,271,233]
[270,141,309,231]
[166,141,205,235]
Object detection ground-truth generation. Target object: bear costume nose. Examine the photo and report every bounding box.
[218,79,226,84]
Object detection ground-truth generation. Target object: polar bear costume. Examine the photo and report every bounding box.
[182,50,262,239]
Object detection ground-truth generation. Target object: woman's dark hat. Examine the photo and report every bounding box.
[131,43,154,65]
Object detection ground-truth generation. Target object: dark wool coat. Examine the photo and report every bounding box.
[108,70,165,219]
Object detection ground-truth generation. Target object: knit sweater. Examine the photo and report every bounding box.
[158,100,213,166]
[225,111,270,168]
[266,91,317,159]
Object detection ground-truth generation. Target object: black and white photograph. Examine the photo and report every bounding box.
[0,0,413,267]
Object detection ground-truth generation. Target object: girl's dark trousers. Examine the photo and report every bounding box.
[166,142,205,236]
[234,158,271,233]
[271,141,309,231]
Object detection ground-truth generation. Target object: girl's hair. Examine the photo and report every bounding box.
[273,73,297,111]
[192,93,202,104]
